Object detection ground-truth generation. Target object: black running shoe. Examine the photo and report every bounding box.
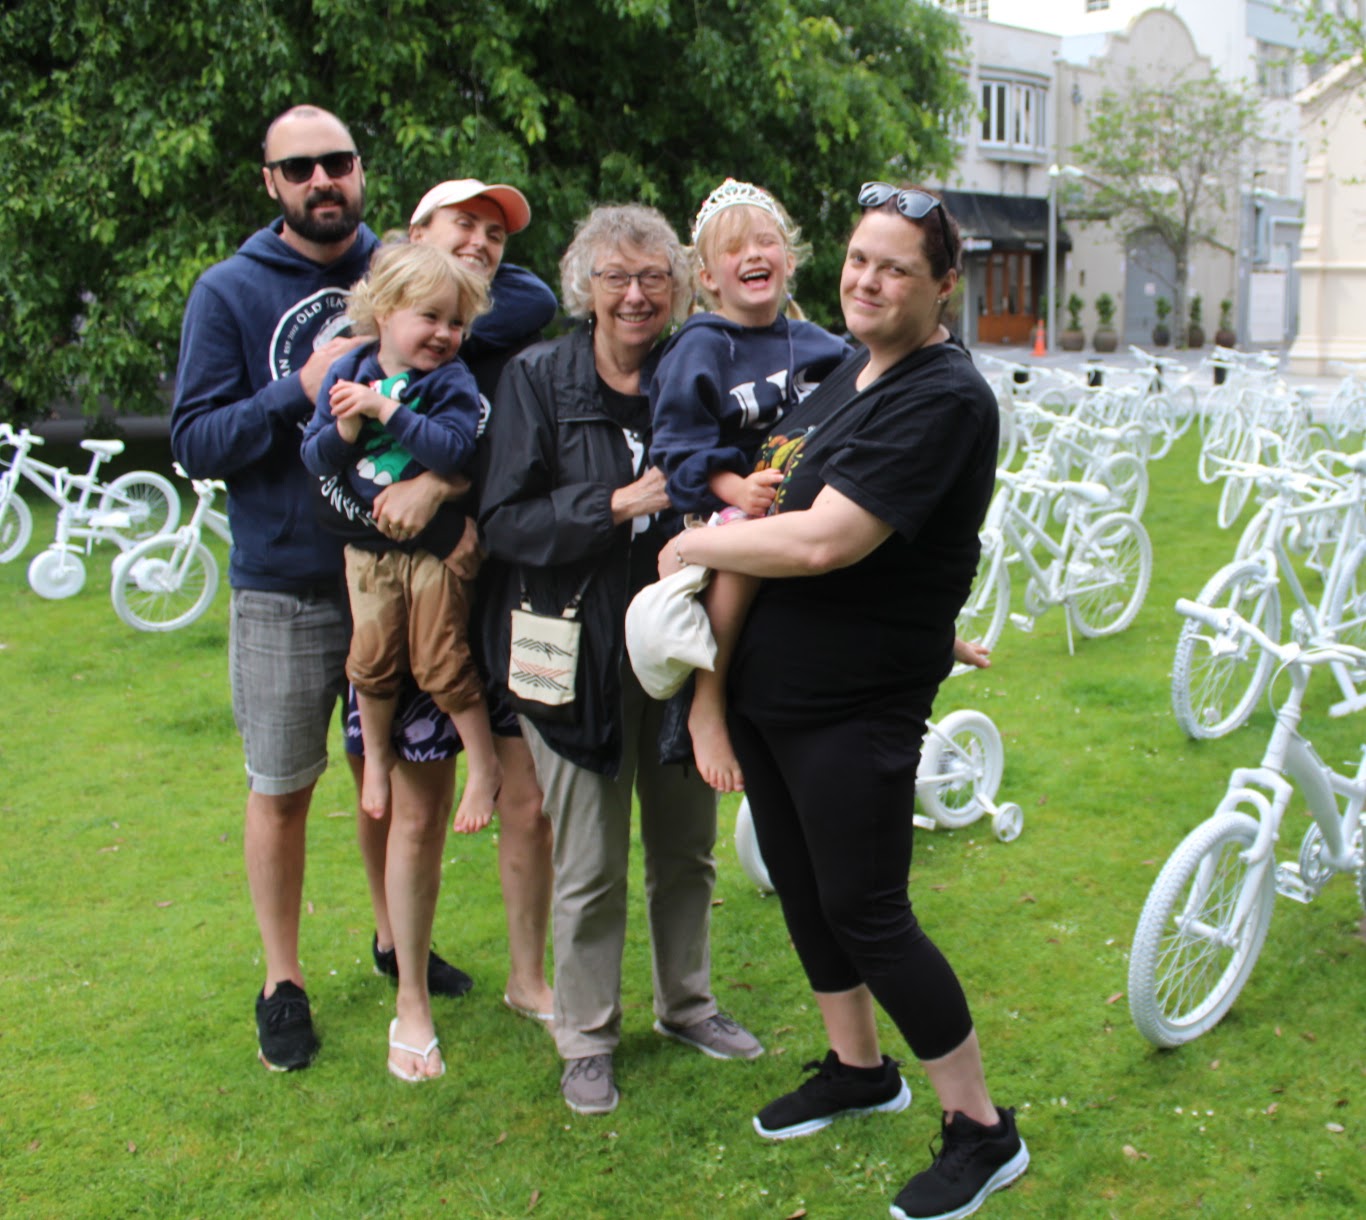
[255,981,319,1072]
[753,1049,911,1140]
[890,1106,1030,1220]
[372,933,473,998]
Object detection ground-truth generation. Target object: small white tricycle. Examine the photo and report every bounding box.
[734,709,1022,893]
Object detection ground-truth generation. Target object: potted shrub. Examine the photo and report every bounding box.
[1215,297,1236,348]
[1060,292,1086,352]
[1093,292,1118,352]
[1187,295,1205,348]
[1152,296,1172,347]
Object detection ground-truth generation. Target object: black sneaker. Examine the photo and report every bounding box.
[372,933,473,998]
[255,981,319,1072]
[753,1049,911,1140]
[890,1106,1030,1220]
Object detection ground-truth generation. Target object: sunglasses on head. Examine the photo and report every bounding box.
[858,182,955,262]
[265,150,359,185]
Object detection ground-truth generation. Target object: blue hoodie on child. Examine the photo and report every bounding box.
[649,312,850,515]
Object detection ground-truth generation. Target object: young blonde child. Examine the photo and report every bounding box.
[651,181,988,792]
[301,241,502,829]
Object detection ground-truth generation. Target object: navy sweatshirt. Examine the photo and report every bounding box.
[649,312,850,514]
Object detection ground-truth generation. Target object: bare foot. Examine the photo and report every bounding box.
[503,982,555,1023]
[452,759,503,834]
[361,746,397,819]
[387,1015,444,1081]
[688,701,744,793]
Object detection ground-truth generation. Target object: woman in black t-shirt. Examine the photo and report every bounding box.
[662,186,1029,1220]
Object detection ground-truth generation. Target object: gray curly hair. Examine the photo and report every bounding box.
[559,204,693,324]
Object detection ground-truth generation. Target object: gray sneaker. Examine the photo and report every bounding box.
[561,1054,619,1115]
[654,1013,764,1060]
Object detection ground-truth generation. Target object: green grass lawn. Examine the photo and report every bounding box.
[1,432,1362,1218]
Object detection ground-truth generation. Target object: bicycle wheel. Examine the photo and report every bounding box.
[916,710,1004,829]
[1171,561,1281,739]
[98,471,180,542]
[0,490,33,563]
[110,536,219,631]
[1067,513,1152,637]
[1232,503,1272,564]
[27,547,86,599]
[953,545,1009,677]
[1090,451,1149,518]
[1128,811,1274,1047]
[733,798,774,894]
[1325,540,1366,655]
[1143,395,1179,461]
[1217,469,1254,530]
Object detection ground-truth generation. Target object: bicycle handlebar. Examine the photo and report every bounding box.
[1175,598,1366,670]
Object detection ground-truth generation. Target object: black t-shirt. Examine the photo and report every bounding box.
[730,340,998,725]
[597,376,666,598]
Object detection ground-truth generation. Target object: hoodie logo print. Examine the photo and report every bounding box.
[268,288,352,382]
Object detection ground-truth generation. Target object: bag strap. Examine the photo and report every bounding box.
[519,565,596,618]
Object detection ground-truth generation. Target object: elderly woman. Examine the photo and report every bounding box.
[348,179,560,1029]
[478,204,762,1116]
[662,185,1028,1219]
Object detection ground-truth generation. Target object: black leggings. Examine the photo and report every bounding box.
[729,706,973,1061]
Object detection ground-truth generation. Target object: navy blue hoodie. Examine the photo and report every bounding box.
[170,219,382,591]
[649,312,850,514]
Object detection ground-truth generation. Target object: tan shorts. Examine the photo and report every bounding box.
[343,545,483,716]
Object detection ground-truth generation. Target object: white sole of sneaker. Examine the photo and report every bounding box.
[752,1077,912,1140]
[888,1140,1029,1220]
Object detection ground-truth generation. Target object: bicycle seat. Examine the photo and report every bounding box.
[81,439,126,458]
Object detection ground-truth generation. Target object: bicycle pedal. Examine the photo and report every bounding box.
[1008,613,1035,633]
[1273,863,1315,904]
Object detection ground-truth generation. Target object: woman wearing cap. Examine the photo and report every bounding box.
[478,204,764,1118]
[347,179,560,1026]
[659,185,1028,1220]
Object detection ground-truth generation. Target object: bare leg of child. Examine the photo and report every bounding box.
[449,697,504,834]
[357,691,400,819]
[689,571,760,793]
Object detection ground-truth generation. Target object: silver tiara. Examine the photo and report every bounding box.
[691,178,786,244]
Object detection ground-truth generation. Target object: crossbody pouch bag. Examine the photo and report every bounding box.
[506,568,594,723]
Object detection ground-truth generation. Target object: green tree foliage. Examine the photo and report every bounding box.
[1067,72,1260,344]
[0,0,970,421]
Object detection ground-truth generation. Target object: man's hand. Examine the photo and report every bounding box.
[372,471,471,541]
[299,335,368,404]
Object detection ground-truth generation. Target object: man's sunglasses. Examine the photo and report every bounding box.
[265,151,359,185]
[858,182,955,262]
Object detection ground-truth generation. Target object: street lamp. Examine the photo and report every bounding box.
[1047,164,1085,355]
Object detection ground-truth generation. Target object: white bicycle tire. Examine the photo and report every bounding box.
[0,490,33,563]
[28,547,87,599]
[1128,811,1274,1047]
[1091,451,1149,519]
[110,536,220,631]
[98,471,180,542]
[953,546,1009,677]
[916,709,1005,830]
[1324,539,1366,659]
[733,798,774,894]
[1170,560,1280,740]
[1068,513,1152,638]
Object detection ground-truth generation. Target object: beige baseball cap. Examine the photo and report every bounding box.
[409,179,531,234]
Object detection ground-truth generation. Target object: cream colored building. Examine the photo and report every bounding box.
[1287,53,1366,372]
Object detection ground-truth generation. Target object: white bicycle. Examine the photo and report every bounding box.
[734,710,1022,893]
[110,470,231,631]
[0,424,179,597]
[1130,599,1366,1047]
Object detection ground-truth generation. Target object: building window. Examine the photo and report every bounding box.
[1086,0,1110,12]
[938,0,990,15]
[1256,41,1294,99]
[980,78,1047,153]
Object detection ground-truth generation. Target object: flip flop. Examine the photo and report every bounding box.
[387,1017,445,1082]
[503,993,554,1024]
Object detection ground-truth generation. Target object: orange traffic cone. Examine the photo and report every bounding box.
[1032,319,1046,357]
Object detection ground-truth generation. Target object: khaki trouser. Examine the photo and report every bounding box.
[522,667,719,1059]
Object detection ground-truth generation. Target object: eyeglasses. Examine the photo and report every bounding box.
[858,182,956,263]
[591,269,673,295]
[265,151,359,185]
